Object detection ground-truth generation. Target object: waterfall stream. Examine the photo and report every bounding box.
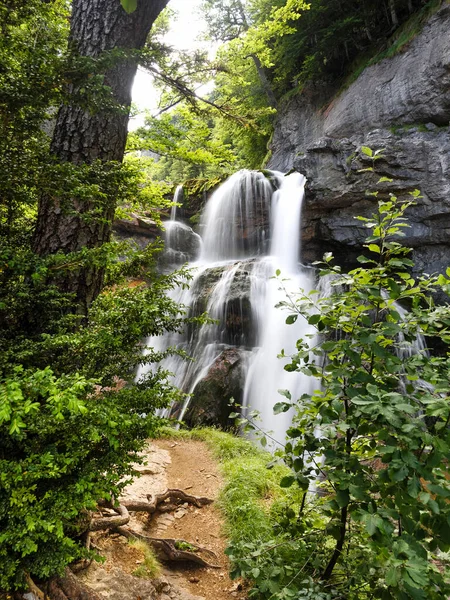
[138,169,429,445]
[138,170,316,441]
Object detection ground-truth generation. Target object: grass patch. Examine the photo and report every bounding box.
[129,538,161,579]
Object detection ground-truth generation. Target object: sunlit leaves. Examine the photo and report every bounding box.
[274,192,450,598]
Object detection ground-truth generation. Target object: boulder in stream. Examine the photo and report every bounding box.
[184,348,250,428]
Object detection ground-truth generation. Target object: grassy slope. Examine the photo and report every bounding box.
[158,427,303,551]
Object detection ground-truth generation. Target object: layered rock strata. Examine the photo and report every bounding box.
[269,3,450,277]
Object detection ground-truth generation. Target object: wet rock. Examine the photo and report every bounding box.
[189,261,256,347]
[113,215,161,249]
[292,129,450,280]
[159,221,202,269]
[184,348,251,428]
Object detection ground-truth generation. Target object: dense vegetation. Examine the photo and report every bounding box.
[1,0,448,598]
[0,0,190,591]
[229,191,450,599]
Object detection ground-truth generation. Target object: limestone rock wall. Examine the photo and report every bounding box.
[269,3,450,277]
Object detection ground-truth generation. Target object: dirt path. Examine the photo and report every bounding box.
[153,439,246,600]
[78,438,247,600]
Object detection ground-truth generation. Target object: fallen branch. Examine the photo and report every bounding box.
[116,526,220,569]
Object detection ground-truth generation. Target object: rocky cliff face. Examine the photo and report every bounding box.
[269,3,450,277]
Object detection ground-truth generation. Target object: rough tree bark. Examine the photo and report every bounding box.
[33,0,169,312]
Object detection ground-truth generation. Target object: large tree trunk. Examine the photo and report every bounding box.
[33,0,169,312]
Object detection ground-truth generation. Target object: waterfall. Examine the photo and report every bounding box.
[140,170,316,441]
[200,170,273,261]
[139,171,430,444]
[161,185,202,271]
[170,185,183,221]
[243,174,316,444]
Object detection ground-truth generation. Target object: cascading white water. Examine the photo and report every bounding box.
[200,170,273,261]
[243,173,316,444]
[170,185,183,221]
[139,169,316,440]
[163,186,202,269]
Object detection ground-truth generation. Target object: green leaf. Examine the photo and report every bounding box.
[361,146,373,157]
[385,566,401,587]
[273,402,290,414]
[390,465,409,482]
[407,476,420,498]
[308,313,321,325]
[362,513,384,535]
[120,0,138,14]
[285,314,297,325]
[280,476,295,488]
[357,255,377,264]
[336,489,350,508]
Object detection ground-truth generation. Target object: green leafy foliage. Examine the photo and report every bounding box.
[120,0,138,14]
[0,1,194,590]
[248,0,433,96]
[230,194,450,599]
[128,104,240,182]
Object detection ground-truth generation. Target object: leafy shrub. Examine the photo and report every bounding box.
[229,193,450,599]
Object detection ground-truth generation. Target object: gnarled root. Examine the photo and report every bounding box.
[25,574,46,600]
[89,503,130,532]
[121,488,213,515]
[116,526,220,569]
[87,491,218,569]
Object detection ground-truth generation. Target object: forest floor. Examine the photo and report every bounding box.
[77,438,248,600]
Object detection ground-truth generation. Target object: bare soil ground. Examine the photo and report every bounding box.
[77,438,247,600]
[153,439,247,600]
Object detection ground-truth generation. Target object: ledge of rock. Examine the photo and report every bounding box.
[269,3,450,277]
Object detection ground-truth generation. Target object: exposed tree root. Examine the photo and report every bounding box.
[116,526,220,569]
[70,560,93,575]
[15,488,217,600]
[121,488,213,515]
[89,503,130,532]
[86,488,217,570]
[25,574,45,600]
